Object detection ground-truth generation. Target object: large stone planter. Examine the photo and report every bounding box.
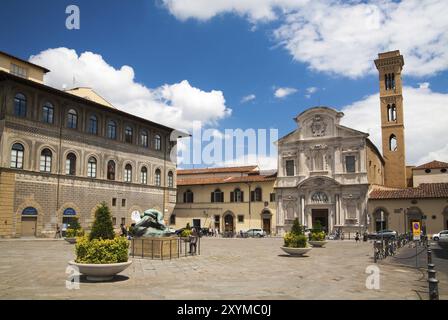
[309,240,328,248]
[68,260,133,281]
[280,246,312,256]
[64,238,77,244]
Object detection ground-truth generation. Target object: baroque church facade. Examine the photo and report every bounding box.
[275,50,407,235]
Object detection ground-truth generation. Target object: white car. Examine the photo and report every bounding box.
[246,229,267,237]
[432,230,448,241]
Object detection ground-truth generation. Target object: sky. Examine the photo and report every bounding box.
[1,0,447,169]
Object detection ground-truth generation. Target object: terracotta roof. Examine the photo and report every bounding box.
[369,183,448,199]
[413,160,448,170]
[177,165,259,175]
[177,174,277,186]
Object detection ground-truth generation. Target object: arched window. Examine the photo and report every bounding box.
[373,209,388,232]
[387,104,397,122]
[211,189,224,203]
[155,169,161,186]
[67,109,78,129]
[231,188,244,203]
[65,153,77,176]
[168,171,174,188]
[87,157,97,178]
[88,115,98,135]
[10,143,24,169]
[184,190,194,203]
[107,120,117,139]
[389,134,398,152]
[107,160,116,180]
[140,166,148,184]
[385,73,395,90]
[124,164,132,183]
[141,130,149,148]
[42,102,54,124]
[14,93,27,117]
[125,126,133,143]
[40,148,52,172]
[154,135,161,150]
[251,187,262,202]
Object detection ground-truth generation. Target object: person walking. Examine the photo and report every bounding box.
[355,232,360,243]
[120,223,127,237]
[54,224,62,239]
[189,228,198,254]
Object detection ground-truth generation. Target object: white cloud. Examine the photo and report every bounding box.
[29,47,231,131]
[274,87,297,98]
[340,84,448,166]
[305,86,318,98]
[241,94,256,103]
[214,153,278,171]
[163,0,448,78]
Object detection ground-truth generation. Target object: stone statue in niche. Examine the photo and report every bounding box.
[311,115,327,137]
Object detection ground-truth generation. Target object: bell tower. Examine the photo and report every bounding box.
[375,50,406,188]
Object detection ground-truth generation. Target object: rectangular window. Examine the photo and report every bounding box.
[214,215,220,222]
[285,160,295,176]
[112,217,117,226]
[345,156,356,173]
[170,215,176,225]
[112,198,117,207]
[270,193,276,202]
[121,217,126,226]
[238,215,244,223]
[10,63,27,78]
[122,199,126,207]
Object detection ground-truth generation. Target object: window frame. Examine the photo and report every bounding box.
[67,109,78,129]
[42,102,54,124]
[124,164,133,183]
[87,157,97,178]
[40,148,52,173]
[10,143,24,169]
[14,93,27,117]
[285,159,295,176]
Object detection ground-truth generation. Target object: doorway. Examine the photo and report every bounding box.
[311,209,329,232]
[21,216,37,237]
[263,218,271,235]
[224,214,234,234]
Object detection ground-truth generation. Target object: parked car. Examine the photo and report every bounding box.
[367,230,398,240]
[438,236,448,249]
[432,230,448,241]
[246,229,267,238]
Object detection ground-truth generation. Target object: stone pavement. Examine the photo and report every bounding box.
[0,238,445,300]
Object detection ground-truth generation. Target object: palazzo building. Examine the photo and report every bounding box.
[172,166,277,235]
[0,51,182,238]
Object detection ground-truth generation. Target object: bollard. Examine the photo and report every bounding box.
[427,248,432,265]
[427,268,439,300]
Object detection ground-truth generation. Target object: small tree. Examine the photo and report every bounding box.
[89,202,115,240]
[70,217,81,231]
[291,218,304,236]
[313,220,323,233]
[186,223,191,230]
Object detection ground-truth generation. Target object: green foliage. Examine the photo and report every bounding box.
[312,220,323,233]
[65,228,84,238]
[186,223,191,230]
[89,202,115,241]
[181,229,192,237]
[284,232,308,248]
[75,236,129,264]
[311,231,326,241]
[291,218,304,236]
[69,217,81,231]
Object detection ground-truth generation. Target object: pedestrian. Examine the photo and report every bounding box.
[189,228,198,254]
[355,232,360,243]
[120,223,127,237]
[54,224,62,239]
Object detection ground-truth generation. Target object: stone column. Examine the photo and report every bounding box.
[300,196,305,226]
[335,194,339,225]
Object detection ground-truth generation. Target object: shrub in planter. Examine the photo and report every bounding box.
[291,218,304,235]
[310,231,326,241]
[65,228,85,238]
[89,202,115,241]
[75,235,129,264]
[284,233,308,248]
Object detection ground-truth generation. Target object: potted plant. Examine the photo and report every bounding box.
[309,221,328,248]
[68,202,132,281]
[64,217,84,244]
[280,219,312,256]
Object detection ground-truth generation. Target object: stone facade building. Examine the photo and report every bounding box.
[0,51,180,238]
[172,166,277,235]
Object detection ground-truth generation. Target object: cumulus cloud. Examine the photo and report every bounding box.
[241,94,256,103]
[340,84,448,166]
[305,87,318,98]
[274,87,298,98]
[29,47,231,131]
[163,0,448,78]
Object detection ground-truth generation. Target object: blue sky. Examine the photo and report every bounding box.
[1,0,448,168]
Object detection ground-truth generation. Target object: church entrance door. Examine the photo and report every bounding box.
[312,209,329,233]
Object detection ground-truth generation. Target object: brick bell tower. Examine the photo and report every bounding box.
[374,50,406,188]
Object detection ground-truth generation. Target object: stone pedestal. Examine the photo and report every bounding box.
[131,237,179,259]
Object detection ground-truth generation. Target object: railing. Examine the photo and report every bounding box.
[130,236,201,260]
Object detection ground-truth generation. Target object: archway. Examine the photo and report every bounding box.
[223,212,235,236]
[372,208,389,232]
[261,209,272,235]
[406,207,423,234]
[21,207,38,237]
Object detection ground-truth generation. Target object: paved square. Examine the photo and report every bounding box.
[0,238,446,299]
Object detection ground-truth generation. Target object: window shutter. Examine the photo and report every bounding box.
[230,192,234,203]
[220,192,224,203]
[241,191,244,202]
[251,191,255,202]
[191,193,194,203]
[211,192,214,203]
[183,192,186,203]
